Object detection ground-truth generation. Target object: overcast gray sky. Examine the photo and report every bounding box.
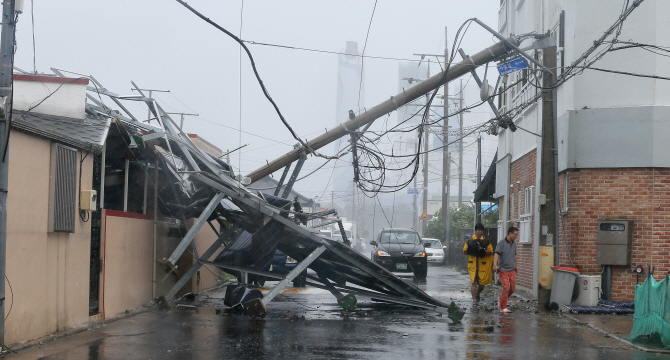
[14,0,499,199]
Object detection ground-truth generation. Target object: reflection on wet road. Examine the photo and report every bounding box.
[4,265,664,359]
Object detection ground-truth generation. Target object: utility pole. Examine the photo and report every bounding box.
[458,79,464,208]
[442,27,450,245]
[476,136,482,224]
[246,35,516,183]
[421,59,431,235]
[0,0,17,348]
[412,140,418,230]
[421,100,430,235]
[351,181,355,233]
[446,152,451,242]
[539,46,558,252]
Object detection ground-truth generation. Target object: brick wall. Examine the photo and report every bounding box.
[557,168,670,301]
[507,149,537,291]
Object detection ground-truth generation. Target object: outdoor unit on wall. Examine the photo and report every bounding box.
[596,220,633,266]
[48,143,78,233]
[80,190,97,211]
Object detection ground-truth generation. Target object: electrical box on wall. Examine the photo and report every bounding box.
[596,220,633,265]
[80,190,97,211]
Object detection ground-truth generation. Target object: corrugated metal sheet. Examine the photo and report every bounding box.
[52,143,77,232]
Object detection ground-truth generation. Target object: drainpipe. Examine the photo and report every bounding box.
[152,157,158,299]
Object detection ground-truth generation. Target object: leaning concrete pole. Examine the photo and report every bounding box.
[0,0,16,347]
[246,36,516,183]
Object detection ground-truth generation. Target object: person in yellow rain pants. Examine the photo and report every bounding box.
[462,223,493,306]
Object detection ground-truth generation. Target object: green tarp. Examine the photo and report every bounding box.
[629,275,670,349]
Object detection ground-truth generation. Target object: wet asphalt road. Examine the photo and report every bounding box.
[5,260,667,359]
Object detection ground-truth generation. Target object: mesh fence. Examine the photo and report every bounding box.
[629,275,670,349]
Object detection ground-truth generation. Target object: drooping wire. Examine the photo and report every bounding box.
[174,0,339,161]
[358,0,378,113]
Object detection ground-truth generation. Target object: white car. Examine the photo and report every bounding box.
[422,238,445,264]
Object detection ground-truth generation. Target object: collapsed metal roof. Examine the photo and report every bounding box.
[44,69,463,322]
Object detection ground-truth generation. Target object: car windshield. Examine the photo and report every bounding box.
[380,231,420,244]
[424,240,441,248]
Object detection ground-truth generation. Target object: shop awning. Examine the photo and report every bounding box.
[474,152,497,203]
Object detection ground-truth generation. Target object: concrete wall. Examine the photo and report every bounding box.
[558,106,670,171]
[3,129,226,345]
[100,212,224,318]
[4,130,93,345]
[100,210,154,318]
[13,75,89,119]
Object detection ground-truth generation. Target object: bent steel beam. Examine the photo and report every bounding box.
[195,173,423,301]
[166,192,225,265]
[262,245,327,305]
[280,151,306,199]
[165,224,239,299]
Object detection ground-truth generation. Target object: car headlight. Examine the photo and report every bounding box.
[377,250,390,257]
[414,251,426,257]
[286,256,297,264]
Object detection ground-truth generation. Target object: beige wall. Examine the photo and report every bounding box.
[101,213,225,318]
[5,130,93,345]
[4,130,225,345]
[100,210,154,318]
[188,219,224,293]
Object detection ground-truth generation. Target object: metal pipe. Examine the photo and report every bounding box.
[143,161,148,214]
[246,36,516,183]
[123,159,129,212]
[152,158,158,299]
[100,142,106,210]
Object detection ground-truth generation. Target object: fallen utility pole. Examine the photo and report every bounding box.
[246,34,516,183]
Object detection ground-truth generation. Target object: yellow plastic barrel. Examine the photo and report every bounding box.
[538,246,554,289]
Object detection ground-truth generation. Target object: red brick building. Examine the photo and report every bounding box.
[488,0,670,301]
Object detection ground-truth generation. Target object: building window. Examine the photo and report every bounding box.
[510,193,515,221]
[498,220,504,242]
[49,143,78,233]
[524,186,533,215]
[519,186,533,243]
[518,190,522,219]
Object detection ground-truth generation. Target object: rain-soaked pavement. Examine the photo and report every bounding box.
[5,261,668,359]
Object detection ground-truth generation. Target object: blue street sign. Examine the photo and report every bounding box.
[497,57,528,76]
[407,189,419,195]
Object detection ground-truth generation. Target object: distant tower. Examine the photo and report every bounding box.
[397,61,429,125]
[336,41,364,124]
[332,42,363,210]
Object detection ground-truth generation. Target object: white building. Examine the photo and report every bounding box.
[492,0,670,300]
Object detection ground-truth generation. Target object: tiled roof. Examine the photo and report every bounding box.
[12,110,111,153]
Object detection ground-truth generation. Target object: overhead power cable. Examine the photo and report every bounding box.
[243,40,420,62]
[175,0,337,161]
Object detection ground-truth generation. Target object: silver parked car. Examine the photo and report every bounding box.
[422,238,445,264]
